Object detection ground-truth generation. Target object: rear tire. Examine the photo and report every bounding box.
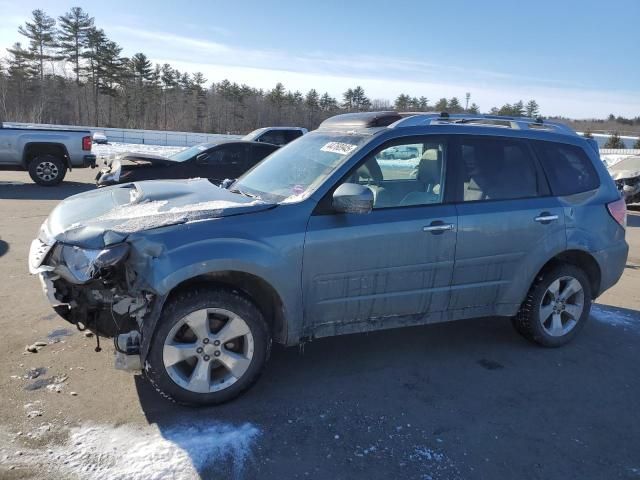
[144,287,271,406]
[28,155,67,186]
[512,264,592,347]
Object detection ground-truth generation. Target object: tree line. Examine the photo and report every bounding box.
[0,7,558,135]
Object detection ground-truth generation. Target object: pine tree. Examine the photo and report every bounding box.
[319,92,337,111]
[5,43,32,79]
[98,40,125,126]
[18,10,58,81]
[57,8,94,83]
[84,27,108,125]
[131,53,152,81]
[58,8,94,123]
[434,98,448,112]
[394,93,411,111]
[342,88,354,110]
[351,86,370,111]
[448,97,463,113]
[305,89,320,111]
[497,103,514,116]
[468,103,480,114]
[5,43,32,113]
[512,100,525,117]
[604,132,625,149]
[191,71,207,131]
[525,99,540,118]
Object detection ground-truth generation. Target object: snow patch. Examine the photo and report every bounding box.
[94,142,186,163]
[94,200,170,222]
[90,198,265,233]
[6,421,259,480]
[591,305,639,329]
[602,154,635,168]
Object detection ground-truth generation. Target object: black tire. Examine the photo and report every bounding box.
[144,287,271,406]
[512,264,592,347]
[28,154,67,186]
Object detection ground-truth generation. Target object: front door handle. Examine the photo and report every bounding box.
[423,222,455,233]
[534,213,559,223]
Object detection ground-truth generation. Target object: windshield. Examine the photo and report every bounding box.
[169,144,212,162]
[233,131,369,202]
[242,128,267,141]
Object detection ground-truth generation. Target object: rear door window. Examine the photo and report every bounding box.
[457,136,543,201]
[258,130,287,145]
[284,130,303,143]
[532,141,600,195]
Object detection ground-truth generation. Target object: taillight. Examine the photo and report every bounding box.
[607,197,627,228]
[82,135,92,151]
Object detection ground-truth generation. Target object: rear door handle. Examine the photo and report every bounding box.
[534,213,559,223]
[423,222,455,233]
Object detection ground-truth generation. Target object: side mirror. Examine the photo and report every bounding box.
[332,183,374,214]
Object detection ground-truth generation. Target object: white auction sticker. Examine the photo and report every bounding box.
[320,142,358,155]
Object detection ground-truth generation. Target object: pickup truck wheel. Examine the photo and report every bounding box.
[28,155,67,186]
[145,287,271,406]
[512,264,592,347]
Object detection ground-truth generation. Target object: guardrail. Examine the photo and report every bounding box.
[3,122,241,146]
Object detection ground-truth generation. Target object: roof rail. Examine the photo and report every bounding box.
[390,112,578,136]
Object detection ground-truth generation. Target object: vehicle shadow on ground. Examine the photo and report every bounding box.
[134,306,640,479]
[0,181,94,200]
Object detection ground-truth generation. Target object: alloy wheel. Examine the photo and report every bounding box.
[162,308,255,393]
[539,276,585,337]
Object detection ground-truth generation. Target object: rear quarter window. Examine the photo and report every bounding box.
[533,141,600,195]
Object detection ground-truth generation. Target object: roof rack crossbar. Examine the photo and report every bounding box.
[390,112,576,136]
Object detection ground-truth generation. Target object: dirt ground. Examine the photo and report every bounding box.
[0,168,639,480]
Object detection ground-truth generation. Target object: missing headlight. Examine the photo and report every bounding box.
[59,243,130,283]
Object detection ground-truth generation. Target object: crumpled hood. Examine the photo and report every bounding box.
[46,178,274,249]
[607,156,640,181]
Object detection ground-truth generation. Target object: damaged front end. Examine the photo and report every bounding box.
[29,230,154,370]
[28,179,274,371]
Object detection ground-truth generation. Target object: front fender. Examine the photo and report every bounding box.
[127,212,307,345]
[150,237,286,295]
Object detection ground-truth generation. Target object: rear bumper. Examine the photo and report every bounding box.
[593,240,629,296]
[80,154,97,168]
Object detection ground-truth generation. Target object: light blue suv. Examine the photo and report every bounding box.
[29,112,628,405]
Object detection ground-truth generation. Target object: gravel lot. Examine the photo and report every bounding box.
[0,167,639,480]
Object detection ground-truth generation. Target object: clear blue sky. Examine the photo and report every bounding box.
[1,0,638,117]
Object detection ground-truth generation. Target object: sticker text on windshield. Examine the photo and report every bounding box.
[320,142,358,156]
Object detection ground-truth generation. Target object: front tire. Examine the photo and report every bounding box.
[145,287,271,406]
[28,155,67,186]
[512,264,592,347]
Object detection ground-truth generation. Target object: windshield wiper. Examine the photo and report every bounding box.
[230,187,261,200]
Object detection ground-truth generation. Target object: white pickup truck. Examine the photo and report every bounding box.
[0,124,97,185]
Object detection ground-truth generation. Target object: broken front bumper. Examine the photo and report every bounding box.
[95,158,122,186]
